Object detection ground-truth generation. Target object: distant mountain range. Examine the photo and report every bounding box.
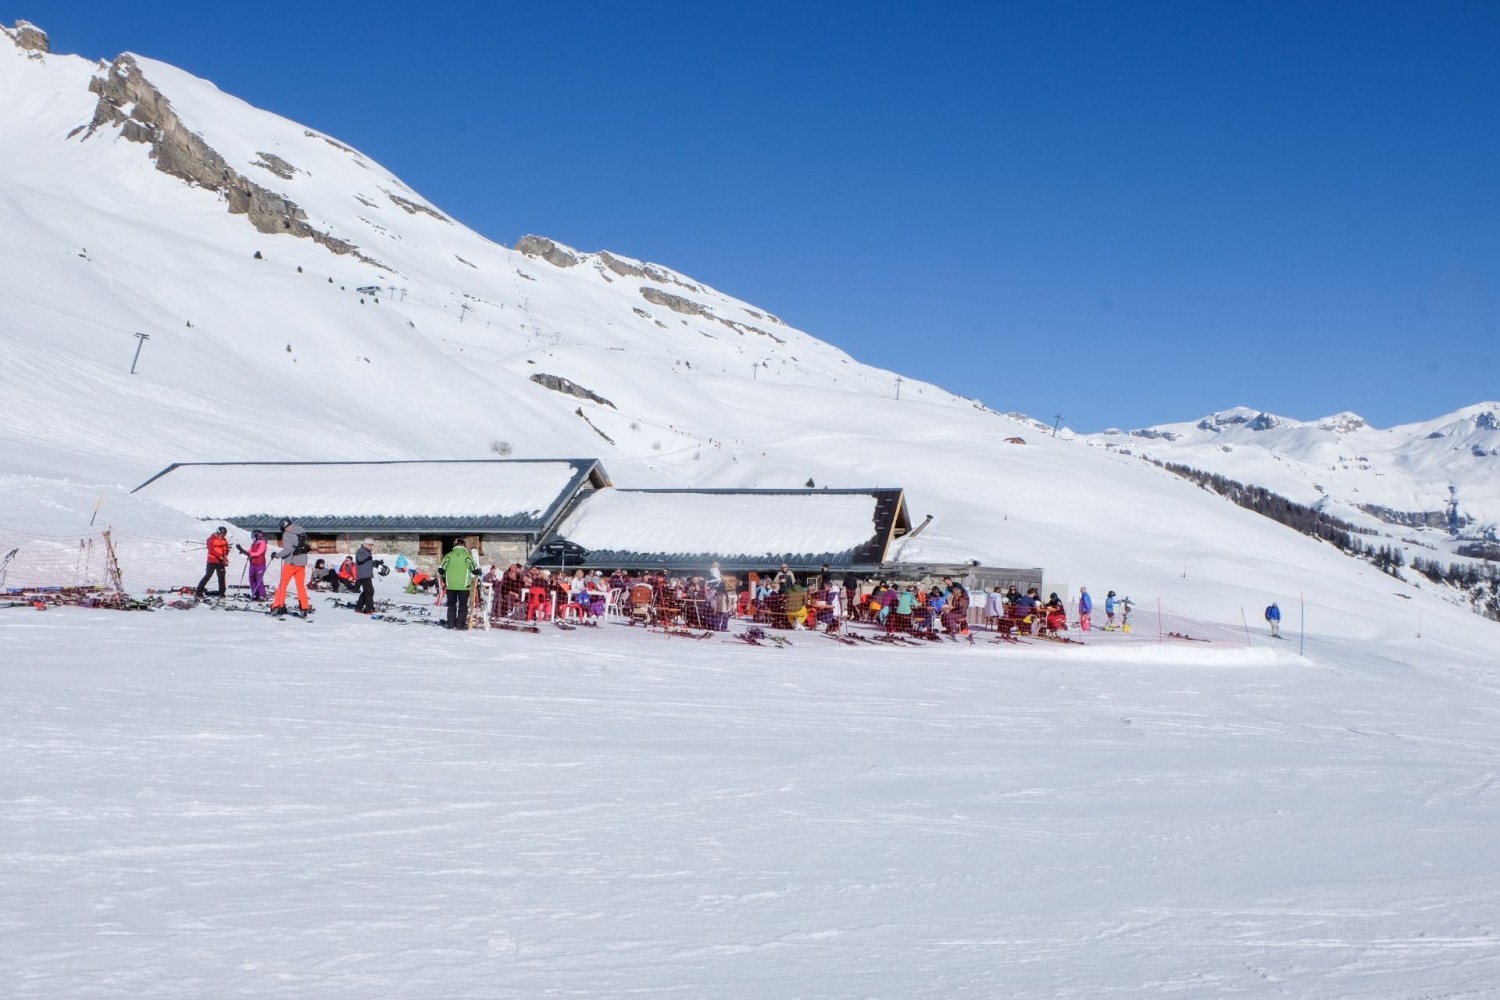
[1086,406,1500,549]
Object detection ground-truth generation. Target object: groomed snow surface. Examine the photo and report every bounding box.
[5,593,1500,999]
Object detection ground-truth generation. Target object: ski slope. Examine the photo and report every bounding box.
[5,601,1500,999]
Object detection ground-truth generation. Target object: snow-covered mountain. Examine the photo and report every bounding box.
[1,19,1495,643]
[10,22,1500,997]
[1088,405,1500,547]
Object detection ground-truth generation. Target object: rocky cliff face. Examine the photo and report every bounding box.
[74,54,383,267]
[3,19,49,53]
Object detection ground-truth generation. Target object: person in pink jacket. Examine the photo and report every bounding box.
[235,529,269,600]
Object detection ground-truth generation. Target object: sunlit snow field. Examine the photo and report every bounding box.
[5,601,1500,999]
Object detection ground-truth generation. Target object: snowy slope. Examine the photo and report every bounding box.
[6,608,1500,1000]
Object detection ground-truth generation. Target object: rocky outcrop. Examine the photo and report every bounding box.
[385,190,449,223]
[637,287,786,343]
[75,55,382,266]
[252,152,297,180]
[529,373,616,409]
[515,235,579,268]
[640,286,710,319]
[1316,412,1368,433]
[600,251,698,290]
[5,20,49,53]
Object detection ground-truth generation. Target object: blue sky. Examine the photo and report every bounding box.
[13,1,1499,431]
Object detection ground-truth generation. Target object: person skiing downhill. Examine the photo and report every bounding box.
[236,529,268,600]
[1265,601,1282,638]
[195,526,231,600]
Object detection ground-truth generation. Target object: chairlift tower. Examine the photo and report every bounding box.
[129,332,150,374]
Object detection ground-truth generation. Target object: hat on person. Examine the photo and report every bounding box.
[215,525,228,535]
[363,537,375,547]
[1107,590,1116,597]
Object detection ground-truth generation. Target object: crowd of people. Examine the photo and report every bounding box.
[191,526,1149,635]
[192,520,384,617]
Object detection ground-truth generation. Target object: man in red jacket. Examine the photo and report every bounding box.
[194,525,231,600]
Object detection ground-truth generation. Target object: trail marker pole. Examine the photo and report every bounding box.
[1299,592,1305,656]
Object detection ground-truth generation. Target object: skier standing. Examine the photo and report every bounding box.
[235,529,268,600]
[353,538,378,614]
[269,517,311,617]
[194,526,231,600]
[1104,590,1118,629]
[1265,601,1282,638]
[440,540,480,630]
[1078,586,1093,632]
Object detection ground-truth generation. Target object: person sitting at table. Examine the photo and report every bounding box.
[783,580,810,630]
[1041,592,1068,634]
[912,590,937,632]
[892,584,919,632]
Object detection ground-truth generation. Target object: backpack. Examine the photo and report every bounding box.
[291,532,310,557]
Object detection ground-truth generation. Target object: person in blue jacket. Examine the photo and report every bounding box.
[1104,590,1118,629]
[1078,586,1093,632]
[1265,601,1282,637]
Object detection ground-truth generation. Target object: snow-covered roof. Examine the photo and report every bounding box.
[538,488,909,570]
[132,460,611,534]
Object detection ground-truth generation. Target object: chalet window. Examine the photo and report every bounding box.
[422,535,483,557]
[308,535,339,554]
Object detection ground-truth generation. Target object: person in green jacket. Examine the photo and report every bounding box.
[440,540,480,630]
